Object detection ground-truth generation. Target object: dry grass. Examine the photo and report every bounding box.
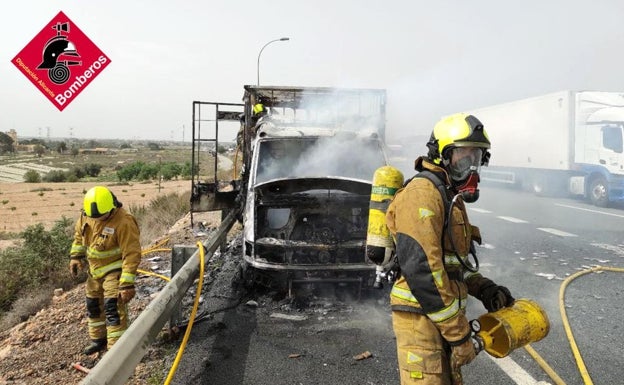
[0,190,192,332]
[0,180,191,235]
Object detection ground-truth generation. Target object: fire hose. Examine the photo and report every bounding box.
[557,265,624,385]
[138,229,623,385]
[137,240,205,385]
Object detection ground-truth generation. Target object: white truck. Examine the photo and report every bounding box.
[190,85,390,295]
[466,90,624,207]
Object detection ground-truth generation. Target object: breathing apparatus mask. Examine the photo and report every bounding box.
[426,113,491,203]
[444,147,484,203]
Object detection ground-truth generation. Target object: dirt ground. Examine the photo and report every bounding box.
[0,208,228,385]
[0,180,192,235]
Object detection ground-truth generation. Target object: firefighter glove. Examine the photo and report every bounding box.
[450,337,477,370]
[480,282,515,312]
[118,287,136,304]
[69,258,86,277]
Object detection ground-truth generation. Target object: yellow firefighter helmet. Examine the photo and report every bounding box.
[427,113,491,165]
[83,186,116,218]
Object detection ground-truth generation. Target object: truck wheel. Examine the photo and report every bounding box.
[531,174,549,196]
[589,177,609,207]
[240,263,257,290]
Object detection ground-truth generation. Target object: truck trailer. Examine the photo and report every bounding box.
[466,90,624,206]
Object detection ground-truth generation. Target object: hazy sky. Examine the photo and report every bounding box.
[2,0,624,144]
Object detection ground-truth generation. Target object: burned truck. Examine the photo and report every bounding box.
[190,86,389,295]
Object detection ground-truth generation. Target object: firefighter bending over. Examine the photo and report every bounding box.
[386,113,515,384]
[69,186,142,355]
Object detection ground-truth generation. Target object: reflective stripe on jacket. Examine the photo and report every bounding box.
[71,207,141,286]
[386,158,489,343]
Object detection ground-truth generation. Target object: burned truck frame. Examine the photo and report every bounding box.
[190,85,389,294]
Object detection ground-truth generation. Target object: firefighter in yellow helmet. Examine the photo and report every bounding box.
[386,114,515,384]
[69,186,142,355]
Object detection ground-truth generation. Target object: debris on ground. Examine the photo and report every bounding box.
[0,211,225,385]
[353,351,373,361]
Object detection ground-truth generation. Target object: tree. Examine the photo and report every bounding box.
[84,163,102,177]
[57,141,67,154]
[0,132,14,155]
[161,162,182,180]
[181,161,192,178]
[34,144,46,157]
[117,161,145,181]
[147,142,161,151]
[138,164,159,180]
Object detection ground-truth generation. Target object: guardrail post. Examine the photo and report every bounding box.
[169,245,197,329]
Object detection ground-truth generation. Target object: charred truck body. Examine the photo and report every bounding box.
[190,85,389,294]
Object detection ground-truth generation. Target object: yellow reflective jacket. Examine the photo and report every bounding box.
[386,157,489,344]
[70,207,141,288]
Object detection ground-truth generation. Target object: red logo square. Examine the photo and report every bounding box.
[11,11,111,111]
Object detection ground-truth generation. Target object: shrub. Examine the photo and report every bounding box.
[68,166,86,179]
[0,193,190,329]
[43,170,67,182]
[131,191,190,245]
[65,174,79,183]
[23,170,42,183]
[0,217,74,314]
[84,163,103,177]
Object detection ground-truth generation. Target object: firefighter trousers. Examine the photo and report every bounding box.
[392,310,455,385]
[85,270,128,348]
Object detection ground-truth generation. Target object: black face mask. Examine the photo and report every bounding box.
[455,170,480,203]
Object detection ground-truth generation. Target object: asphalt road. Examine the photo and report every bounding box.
[166,184,624,385]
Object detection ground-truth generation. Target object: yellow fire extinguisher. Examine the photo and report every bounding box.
[471,298,550,358]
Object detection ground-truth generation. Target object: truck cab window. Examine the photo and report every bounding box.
[256,141,293,183]
[602,125,623,153]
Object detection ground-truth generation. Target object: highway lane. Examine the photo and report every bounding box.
[167,184,623,385]
[463,185,624,385]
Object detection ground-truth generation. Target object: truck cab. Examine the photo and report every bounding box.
[191,86,390,295]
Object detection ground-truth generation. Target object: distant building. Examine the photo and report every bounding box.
[79,148,116,155]
[6,129,18,146]
[15,144,38,152]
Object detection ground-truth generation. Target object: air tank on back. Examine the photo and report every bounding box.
[366,165,404,288]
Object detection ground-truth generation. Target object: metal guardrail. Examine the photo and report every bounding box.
[81,208,239,385]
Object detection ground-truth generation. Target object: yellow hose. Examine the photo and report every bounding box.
[139,240,206,384]
[139,246,173,281]
[137,269,170,282]
[523,344,566,385]
[163,241,205,385]
[143,248,173,254]
[138,241,623,385]
[558,265,624,385]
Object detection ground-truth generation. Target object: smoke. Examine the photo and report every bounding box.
[256,135,385,184]
[254,88,390,184]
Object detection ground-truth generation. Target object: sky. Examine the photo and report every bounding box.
[2,0,624,145]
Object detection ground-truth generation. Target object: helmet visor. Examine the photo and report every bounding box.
[448,147,483,182]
